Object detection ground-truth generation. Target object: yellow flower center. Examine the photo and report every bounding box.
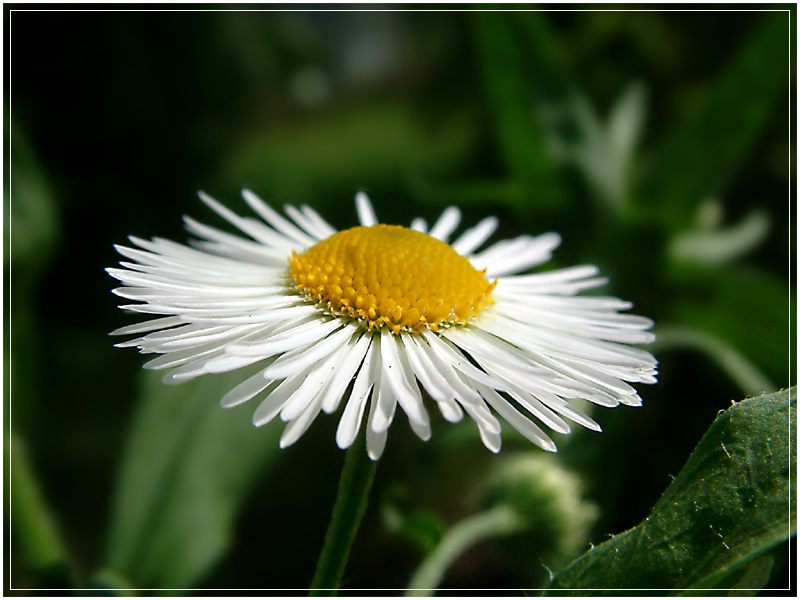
[288,225,496,334]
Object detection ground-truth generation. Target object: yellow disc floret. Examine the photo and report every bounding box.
[289,225,496,334]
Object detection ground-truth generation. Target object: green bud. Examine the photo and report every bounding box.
[480,453,598,572]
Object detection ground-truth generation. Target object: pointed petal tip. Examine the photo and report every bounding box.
[219,397,238,409]
[197,189,215,204]
[241,187,258,202]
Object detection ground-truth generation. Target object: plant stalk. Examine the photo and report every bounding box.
[309,436,378,595]
[405,504,521,597]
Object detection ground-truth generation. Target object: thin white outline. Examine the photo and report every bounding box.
[2,3,796,596]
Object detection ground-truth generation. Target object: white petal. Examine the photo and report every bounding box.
[366,356,391,460]
[284,204,329,240]
[409,418,431,442]
[336,343,378,449]
[252,371,311,426]
[279,348,343,421]
[410,218,427,232]
[425,334,506,391]
[280,395,324,448]
[477,384,557,452]
[400,336,452,403]
[202,354,266,374]
[367,408,390,461]
[501,264,598,284]
[399,335,463,423]
[226,318,342,358]
[301,205,337,238]
[538,393,602,432]
[428,207,461,242]
[507,390,571,434]
[263,325,356,380]
[478,428,502,454]
[482,233,561,277]
[371,354,399,433]
[241,188,316,247]
[106,267,281,296]
[221,368,276,408]
[110,316,184,336]
[143,344,224,370]
[451,216,498,256]
[198,191,298,250]
[378,330,429,429]
[321,333,372,414]
[415,335,483,406]
[355,191,378,226]
[183,216,290,264]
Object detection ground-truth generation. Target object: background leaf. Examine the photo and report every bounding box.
[547,387,795,594]
[6,434,74,588]
[636,12,789,229]
[104,368,281,589]
[669,266,792,387]
[472,12,565,210]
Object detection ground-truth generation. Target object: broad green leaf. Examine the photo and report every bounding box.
[472,12,565,210]
[548,387,795,594]
[104,368,281,589]
[637,13,789,229]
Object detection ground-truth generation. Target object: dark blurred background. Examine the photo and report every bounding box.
[5,6,794,594]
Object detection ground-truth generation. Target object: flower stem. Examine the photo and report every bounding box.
[652,325,774,395]
[405,504,521,596]
[309,436,378,595]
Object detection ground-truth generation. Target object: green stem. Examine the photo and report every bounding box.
[309,436,378,595]
[405,504,522,596]
[652,325,774,396]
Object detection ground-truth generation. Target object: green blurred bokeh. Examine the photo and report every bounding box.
[5,7,794,593]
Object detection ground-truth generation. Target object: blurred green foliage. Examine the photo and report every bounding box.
[105,369,282,589]
[6,7,793,594]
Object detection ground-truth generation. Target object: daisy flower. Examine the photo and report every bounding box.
[108,190,657,460]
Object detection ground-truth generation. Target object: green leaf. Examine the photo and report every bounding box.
[637,13,789,229]
[7,434,75,588]
[6,118,59,271]
[547,387,795,594]
[104,368,281,589]
[472,12,565,210]
[514,11,575,99]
